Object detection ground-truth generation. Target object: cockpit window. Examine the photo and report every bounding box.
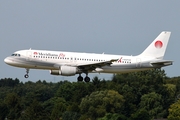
[11,54,21,57]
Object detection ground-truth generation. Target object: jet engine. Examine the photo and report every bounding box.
[50,66,79,76]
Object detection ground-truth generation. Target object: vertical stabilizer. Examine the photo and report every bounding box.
[139,31,171,59]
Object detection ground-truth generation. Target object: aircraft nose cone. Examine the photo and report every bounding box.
[4,57,11,64]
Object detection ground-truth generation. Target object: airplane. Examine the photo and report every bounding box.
[4,31,173,82]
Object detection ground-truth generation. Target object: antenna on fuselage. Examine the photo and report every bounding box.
[29,48,31,50]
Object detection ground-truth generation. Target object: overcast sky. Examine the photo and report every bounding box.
[0,1,179,82]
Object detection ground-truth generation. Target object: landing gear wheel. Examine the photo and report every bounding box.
[24,74,29,78]
[77,75,83,82]
[24,69,30,78]
[84,76,90,82]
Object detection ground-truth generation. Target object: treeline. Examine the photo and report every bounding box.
[0,68,180,120]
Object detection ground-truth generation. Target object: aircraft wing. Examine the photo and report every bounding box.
[150,60,173,67]
[76,59,118,71]
[53,59,118,71]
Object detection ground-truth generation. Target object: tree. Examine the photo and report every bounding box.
[168,99,180,120]
[62,111,80,120]
[130,109,151,120]
[56,81,94,103]
[0,99,8,120]
[92,76,101,88]
[55,81,75,101]
[5,92,22,119]
[21,99,47,120]
[98,113,127,120]
[79,90,124,119]
[112,69,167,117]
[0,78,19,87]
[50,97,68,120]
[161,83,177,117]
[1,68,180,120]
[139,92,163,118]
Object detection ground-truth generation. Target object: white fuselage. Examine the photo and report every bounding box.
[4,49,157,74]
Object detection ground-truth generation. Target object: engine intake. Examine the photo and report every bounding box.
[50,66,79,76]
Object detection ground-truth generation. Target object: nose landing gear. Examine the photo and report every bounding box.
[24,69,29,78]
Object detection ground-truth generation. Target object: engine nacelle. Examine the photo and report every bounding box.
[50,66,78,76]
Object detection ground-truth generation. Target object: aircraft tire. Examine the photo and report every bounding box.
[77,76,83,82]
[84,76,90,82]
[24,74,29,78]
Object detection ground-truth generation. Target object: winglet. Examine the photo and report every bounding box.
[139,31,171,59]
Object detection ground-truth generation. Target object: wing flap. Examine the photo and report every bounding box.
[77,59,118,71]
[77,59,117,67]
[53,59,118,71]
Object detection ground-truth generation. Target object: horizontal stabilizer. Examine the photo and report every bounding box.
[151,60,173,67]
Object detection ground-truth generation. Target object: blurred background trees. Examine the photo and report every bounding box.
[0,69,180,120]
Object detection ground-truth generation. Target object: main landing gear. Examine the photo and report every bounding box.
[77,74,90,82]
[77,74,83,82]
[24,69,29,78]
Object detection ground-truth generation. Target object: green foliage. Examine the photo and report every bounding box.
[164,84,176,97]
[80,90,124,119]
[21,99,47,120]
[162,83,177,114]
[55,81,94,104]
[139,92,163,118]
[130,109,151,120]
[50,97,67,119]
[112,69,167,117]
[0,99,8,120]
[0,78,20,87]
[168,99,180,120]
[0,69,180,119]
[4,92,22,119]
[98,113,127,120]
[62,111,80,120]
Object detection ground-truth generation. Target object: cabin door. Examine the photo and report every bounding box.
[136,58,141,68]
[26,51,32,60]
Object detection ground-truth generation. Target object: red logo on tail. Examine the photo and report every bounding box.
[155,40,163,48]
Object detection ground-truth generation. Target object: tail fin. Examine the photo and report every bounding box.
[139,31,171,59]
